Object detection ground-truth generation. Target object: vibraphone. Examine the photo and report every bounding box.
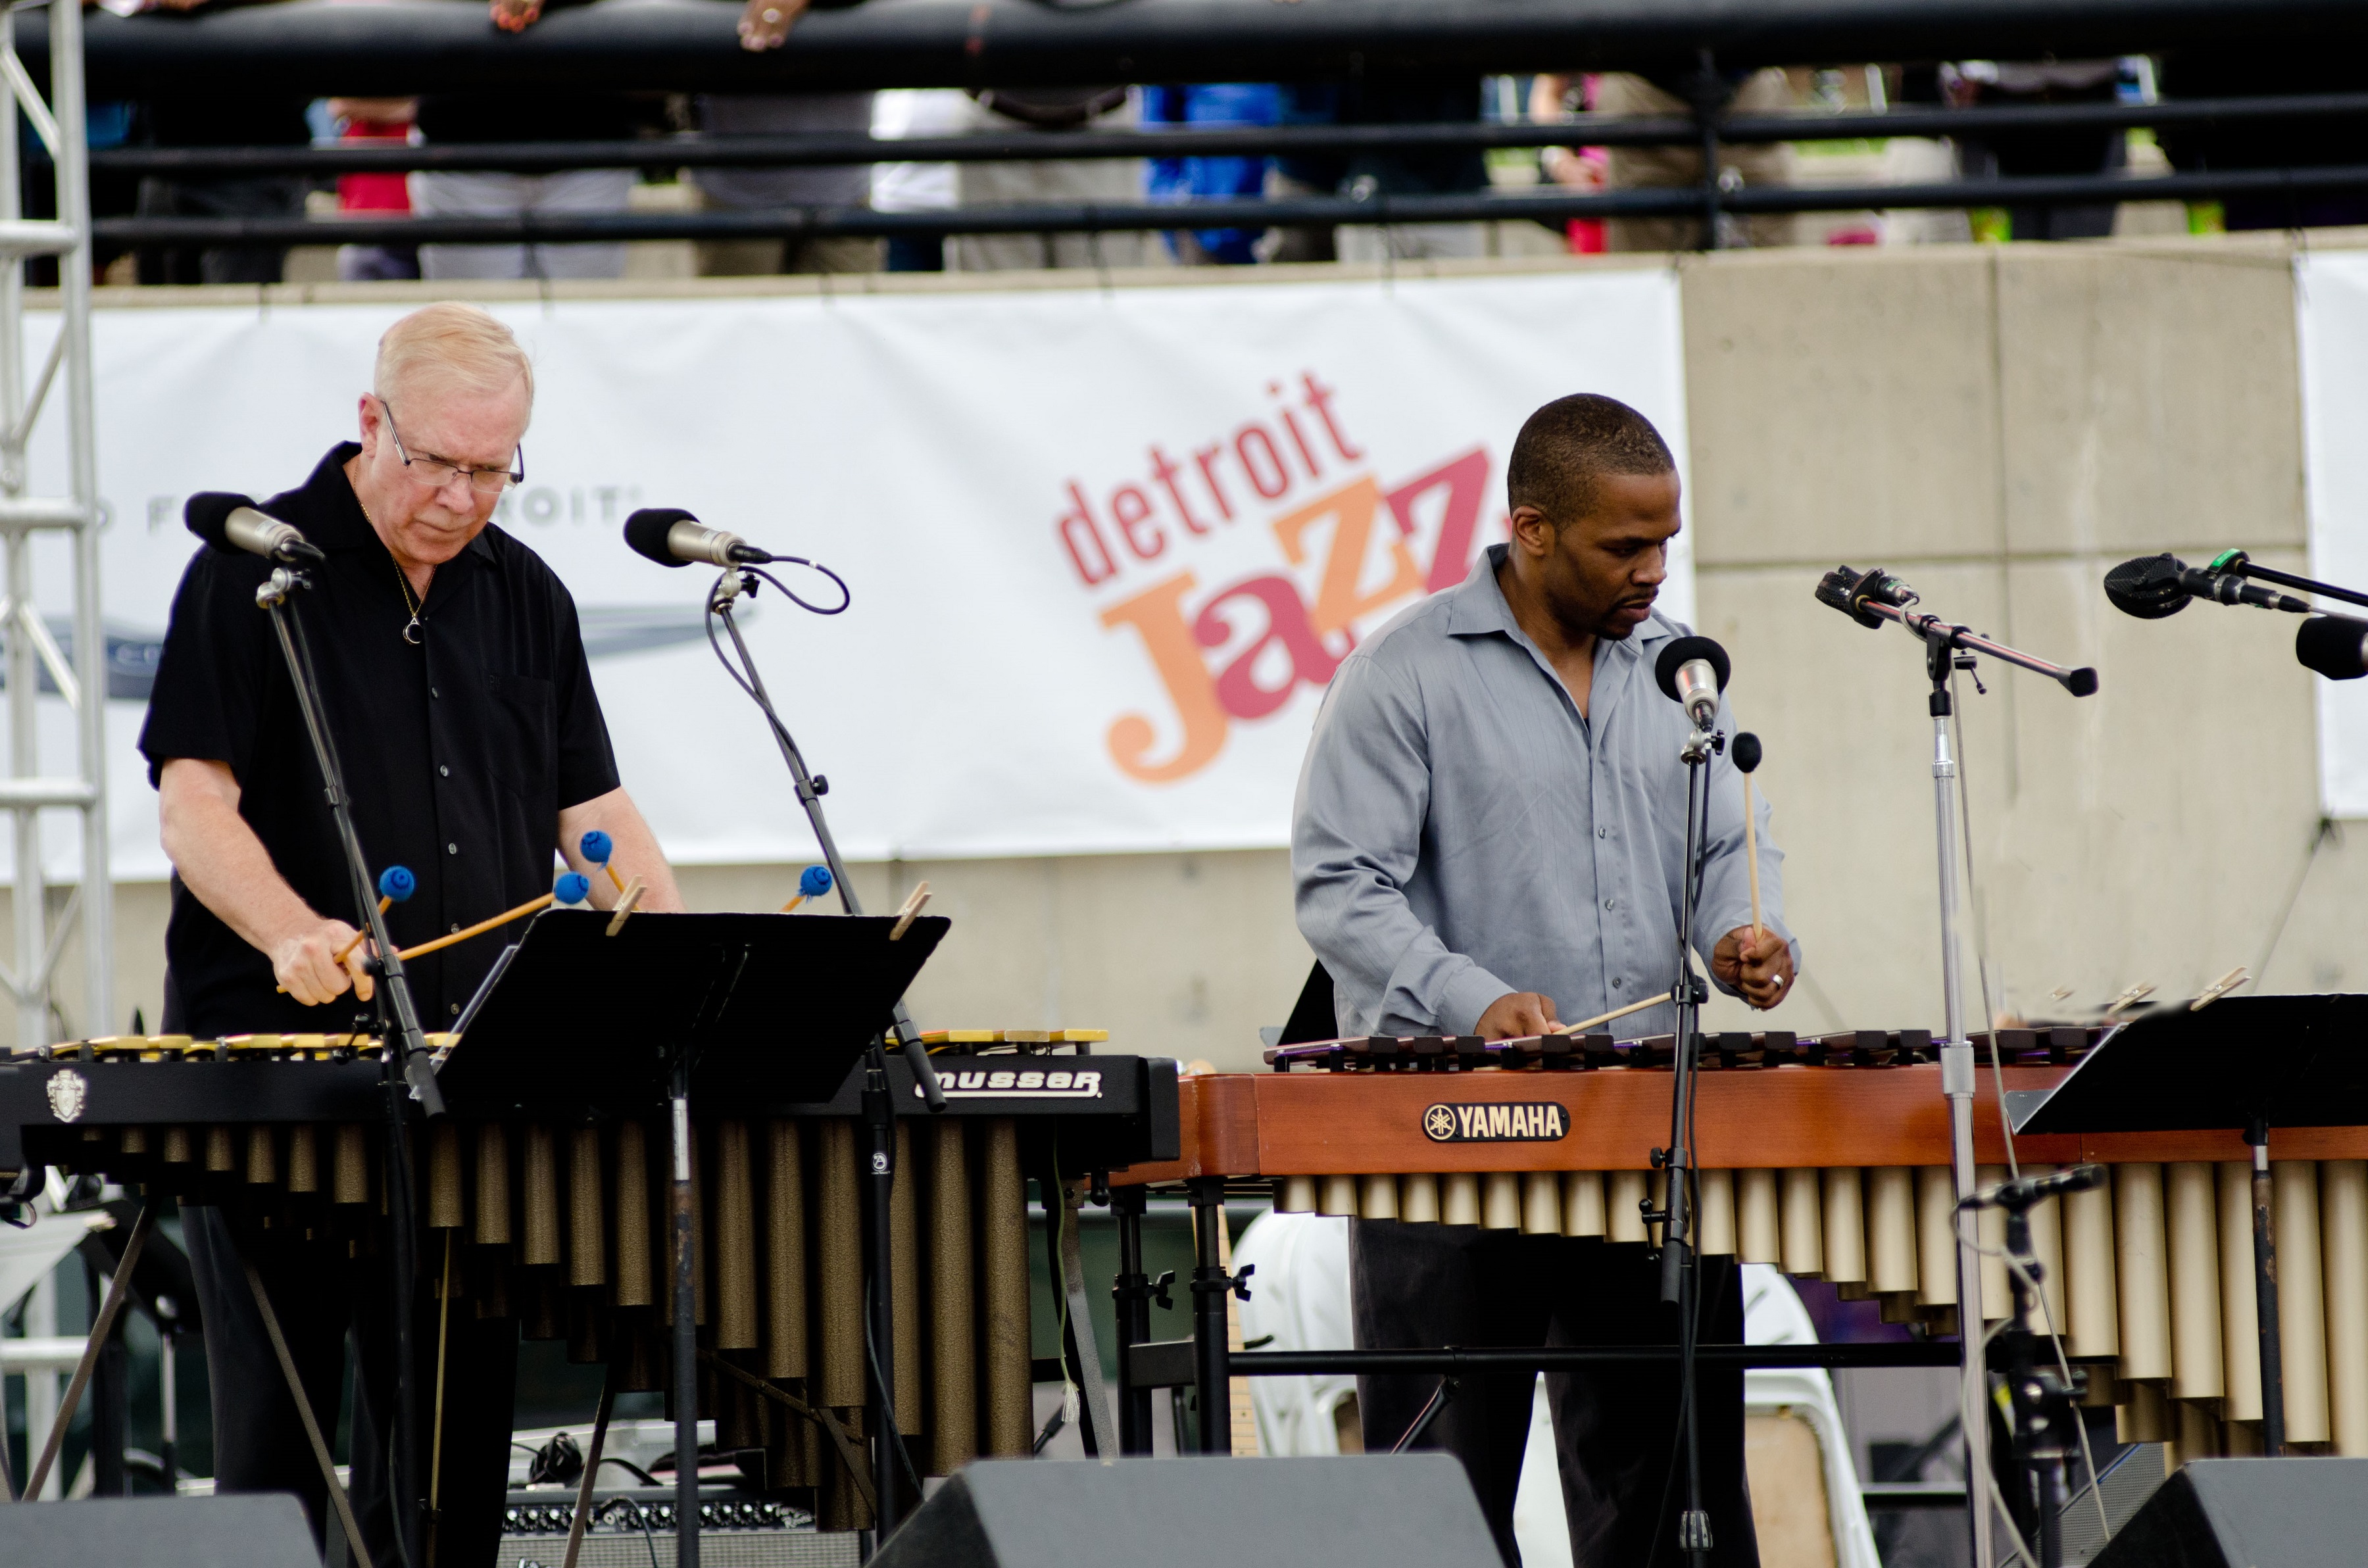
[1112,1027,2368,1458]
[1,1031,1178,1529]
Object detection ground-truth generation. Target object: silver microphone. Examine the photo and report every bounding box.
[1653,635,1732,731]
[624,507,777,568]
[225,507,319,562]
[184,493,325,564]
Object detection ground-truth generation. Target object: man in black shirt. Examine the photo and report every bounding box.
[139,302,681,1562]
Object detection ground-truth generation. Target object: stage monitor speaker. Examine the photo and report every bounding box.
[2088,1458,2368,1568]
[9,1494,320,1567]
[872,1455,1500,1568]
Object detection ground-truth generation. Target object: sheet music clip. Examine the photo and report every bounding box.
[2191,966,2250,1011]
[606,875,645,937]
[889,881,932,941]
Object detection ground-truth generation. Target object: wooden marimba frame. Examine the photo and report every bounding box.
[1109,1033,2368,1462]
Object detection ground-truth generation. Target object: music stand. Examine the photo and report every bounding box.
[2007,992,2368,1456]
[436,907,949,1565]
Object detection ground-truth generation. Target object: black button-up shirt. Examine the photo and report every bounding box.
[139,443,621,1038]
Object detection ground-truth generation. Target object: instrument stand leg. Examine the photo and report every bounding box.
[1185,1178,1237,1454]
[1037,1163,1118,1460]
[1923,632,1992,1568]
[1990,1185,2082,1568]
[560,1368,616,1568]
[1112,1187,1156,1456]
[669,1058,701,1568]
[2247,1116,2287,1456]
[861,1043,904,1533]
[381,1071,425,1568]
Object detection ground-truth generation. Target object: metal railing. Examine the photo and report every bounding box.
[93,91,2368,254]
[19,0,2365,97]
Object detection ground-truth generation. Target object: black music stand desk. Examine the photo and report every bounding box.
[434,908,949,1114]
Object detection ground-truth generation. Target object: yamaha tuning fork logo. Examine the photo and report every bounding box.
[1422,1102,1568,1143]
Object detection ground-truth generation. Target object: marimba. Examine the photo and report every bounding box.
[3,1032,1177,1528]
[1114,1028,2368,1458]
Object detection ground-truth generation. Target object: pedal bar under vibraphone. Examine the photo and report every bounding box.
[1230,1343,1966,1375]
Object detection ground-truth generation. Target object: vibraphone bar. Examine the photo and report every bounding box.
[1110,1028,2368,1459]
[3,1032,1177,1530]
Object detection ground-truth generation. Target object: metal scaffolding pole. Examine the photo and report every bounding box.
[0,0,108,1053]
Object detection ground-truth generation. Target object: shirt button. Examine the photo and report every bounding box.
[1612,977,1623,989]
[449,923,460,935]
[1603,898,1615,911]
[431,687,439,699]
[450,1003,460,1016]
[439,765,449,778]
[447,843,458,856]
[1597,827,1608,839]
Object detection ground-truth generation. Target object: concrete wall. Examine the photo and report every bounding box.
[57,231,2368,1068]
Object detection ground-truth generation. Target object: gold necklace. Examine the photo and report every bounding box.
[362,497,426,645]
[394,562,424,645]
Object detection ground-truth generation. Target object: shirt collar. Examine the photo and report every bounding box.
[301,441,498,565]
[1445,543,1675,660]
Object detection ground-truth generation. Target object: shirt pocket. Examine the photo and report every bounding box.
[485,672,556,801]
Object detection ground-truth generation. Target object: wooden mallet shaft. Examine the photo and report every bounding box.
[332,894,393,966]
[1548,993,1669,1035]
[397,893,556,962]
[280,891,555,992]
[1744,777,1764,942]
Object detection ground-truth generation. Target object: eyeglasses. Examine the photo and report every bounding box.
[379,397,525,495]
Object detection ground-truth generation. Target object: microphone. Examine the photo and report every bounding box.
[1964,1162,2106,1212]
[1815,564,1919,629]
[1654,635,1731,730]
[624,507,777,569]
[2298,613,2368,680]
[185,492,325,566]
[2103,552,2310,619]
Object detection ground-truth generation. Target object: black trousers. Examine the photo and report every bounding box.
[1350,1223,1758,1568]
[182,1199,518,1567]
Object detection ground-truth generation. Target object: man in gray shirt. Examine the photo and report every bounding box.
[1292,394,1794,1565]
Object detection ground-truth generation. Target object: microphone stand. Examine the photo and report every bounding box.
[1653,712,1720,1568]
[706,567,944,1546]
[254,563,443,1568]
[1814,566,2098,1568]
[2210,549,2368,612]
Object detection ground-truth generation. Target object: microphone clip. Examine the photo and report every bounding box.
[254,566,312,608]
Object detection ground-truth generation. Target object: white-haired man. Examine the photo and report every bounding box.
[140,302,682,1564]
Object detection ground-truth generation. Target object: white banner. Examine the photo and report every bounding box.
[2300,251,2368,816]
[24,267,1689,879]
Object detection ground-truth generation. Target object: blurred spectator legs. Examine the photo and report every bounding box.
[1945,61,2124,241]
[1144,83,1279,266]
[949,89,1155,272]
[1597,68,1796,251]
[690,92,883,276]
[408,169,633,281]
[330,99,420,284]
[1335,220,1485,262]
[872,88,966,274]
[132,175,307,285]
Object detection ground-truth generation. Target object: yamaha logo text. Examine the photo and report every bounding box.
[1422,1102,1567,1143]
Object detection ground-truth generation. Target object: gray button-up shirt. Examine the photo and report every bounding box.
[1293,545,1797,1039]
